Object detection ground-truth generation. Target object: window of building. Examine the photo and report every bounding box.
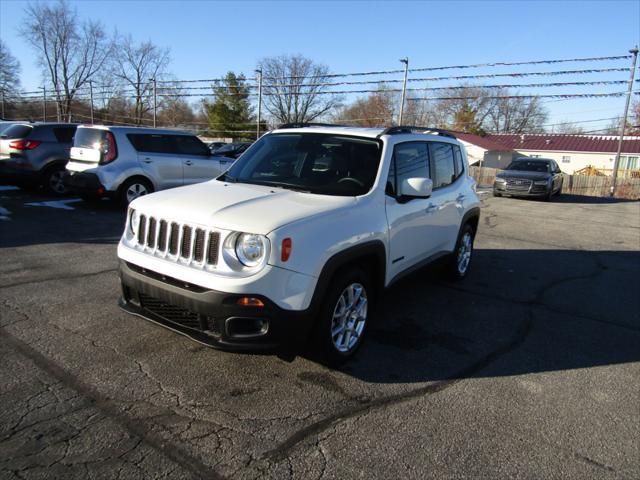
[562,156,571,163]
[530,154,542,158]
[620,155,639,170]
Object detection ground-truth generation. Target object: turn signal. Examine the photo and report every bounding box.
[237,297,265,308]
[281,238,292,262]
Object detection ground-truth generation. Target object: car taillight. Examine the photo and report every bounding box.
[100,132,118,165]
[9,140,41,150]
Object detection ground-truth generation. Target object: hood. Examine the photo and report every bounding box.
[497,170,551,181]
[129,180,356,234]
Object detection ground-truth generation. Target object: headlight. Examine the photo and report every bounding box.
[235,233,267,267]
[533,180,549,185]
[128,209,139,236]
[495,177,506,183]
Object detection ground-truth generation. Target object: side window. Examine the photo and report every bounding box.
[431,142,456,189]
[388,142,430,196]
[453,145,465,178]
[53,127,77,143]
[174,135,210,156]
[128,134,177,154]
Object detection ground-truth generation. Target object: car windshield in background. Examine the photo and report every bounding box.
[0,124,33,139]
[220,133,382,196]
[506,160,550,173]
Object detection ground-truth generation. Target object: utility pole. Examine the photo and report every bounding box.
[255,69,263,139]
[398,57,409,125]
[89,81,95,123]
[151,78,157,128]
[42,86,47,122]
[611,46,638,197]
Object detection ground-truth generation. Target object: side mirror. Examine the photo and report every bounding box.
[399,177,432,199]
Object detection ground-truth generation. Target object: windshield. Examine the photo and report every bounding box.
[73,128,108,149]
[219,133,383,196]
[1,124,33,139]
[506,160,551,173]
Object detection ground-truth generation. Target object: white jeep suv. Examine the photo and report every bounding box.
[117,124,480,363]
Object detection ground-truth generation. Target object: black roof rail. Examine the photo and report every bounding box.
[276,122,349,129]
[377,126,456,139]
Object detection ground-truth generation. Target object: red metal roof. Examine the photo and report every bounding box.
[454,132,515,152]
[485,133,640,154]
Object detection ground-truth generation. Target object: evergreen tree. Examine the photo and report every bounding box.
[203,72,254,139]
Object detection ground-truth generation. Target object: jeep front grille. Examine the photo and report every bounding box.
[134,215,220,267]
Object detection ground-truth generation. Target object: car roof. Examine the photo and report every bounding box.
[270,125,460,142]
[77,124,193,135]
[514,157,553,162]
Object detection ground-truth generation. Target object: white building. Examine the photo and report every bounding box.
[482,134,640,175]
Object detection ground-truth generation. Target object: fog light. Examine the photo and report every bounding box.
[237,297,265,308]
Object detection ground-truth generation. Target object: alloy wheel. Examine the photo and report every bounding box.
[457,231,473,275]
[331,283,368,353]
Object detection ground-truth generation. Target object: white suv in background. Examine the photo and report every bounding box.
[117,124,481,364]
[65,125,235,205]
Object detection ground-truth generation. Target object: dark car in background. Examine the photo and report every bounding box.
[493,158,563,200]
[207,141,227,153]
[0,122,78,194]
[213,141,252,159]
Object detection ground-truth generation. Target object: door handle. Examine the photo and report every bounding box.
[426,203,437,213]
[456,194,466,201]
[142,159,153,163]
[184,161,193,166]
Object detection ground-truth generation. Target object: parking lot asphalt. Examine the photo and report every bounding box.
[1,186,639,479]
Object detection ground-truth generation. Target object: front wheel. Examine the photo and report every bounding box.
[444,224,475,281]
[313,268,372,365]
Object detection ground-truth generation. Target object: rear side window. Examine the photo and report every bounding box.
[74,128,109,148]
[453,145,465,177]
[1,124,33,139]
[388,142,430,196]
[53,126,77,143]
[128,134,177,154]
[431,142,456,189]
[174,135,210,156]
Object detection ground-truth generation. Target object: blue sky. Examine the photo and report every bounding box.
[1,0,639,129]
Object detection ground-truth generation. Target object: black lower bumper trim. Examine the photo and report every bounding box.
[118,260,314,351]
[63,171,108,196]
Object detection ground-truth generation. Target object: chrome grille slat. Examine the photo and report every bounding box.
[134,216,220,267]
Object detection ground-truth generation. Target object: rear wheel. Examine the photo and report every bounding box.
[444,224,475,281]
[119,177,153,206]
[43,165,68,195]
[313,268,371,365]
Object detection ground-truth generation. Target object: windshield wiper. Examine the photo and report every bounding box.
[244,180,314,193]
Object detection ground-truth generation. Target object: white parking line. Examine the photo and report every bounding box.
[24,199,83,211]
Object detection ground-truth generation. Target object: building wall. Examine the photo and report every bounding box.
[481,151,515,169]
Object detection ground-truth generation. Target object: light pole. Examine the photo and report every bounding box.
[150,78,157,128]
[42,86,47,122]
[255,69,263,139]
[398,57,409,125]
[611,46,638,197]
[89,81,95,123]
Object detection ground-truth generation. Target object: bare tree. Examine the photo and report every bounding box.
[551,121,585,134]
[21,0,113,121]
[0,40,21,99]
[486,90,548,133]
[336,85,396,126]
[114,34,170,125]
[431,86,500,135]
[257,54,342,123]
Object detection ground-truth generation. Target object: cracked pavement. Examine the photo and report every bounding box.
[1,189,639,479]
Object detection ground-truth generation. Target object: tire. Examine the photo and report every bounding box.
[444,223,475,281]
[43,165,69,195]
[119,177,153,207]
[313,268,372,366]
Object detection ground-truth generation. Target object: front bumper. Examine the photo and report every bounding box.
[493,181,550,197]
[118,260,315,351]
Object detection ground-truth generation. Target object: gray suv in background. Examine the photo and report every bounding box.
[0,122,78,194]
[65,125,234,205]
